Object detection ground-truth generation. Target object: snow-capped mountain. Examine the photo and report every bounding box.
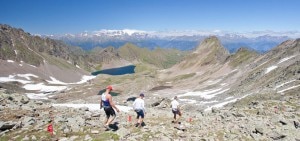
[44,29,295,53]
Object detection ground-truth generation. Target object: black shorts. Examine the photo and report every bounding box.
[172,109,181,115]
[135,109,144,119]
[103,106,116,118]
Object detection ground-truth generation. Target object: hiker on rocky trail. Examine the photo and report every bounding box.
[133,93,146,127]
[171,96,181,124]
[100,85,120,129]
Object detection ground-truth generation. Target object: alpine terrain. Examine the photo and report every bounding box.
[0,24,299,141]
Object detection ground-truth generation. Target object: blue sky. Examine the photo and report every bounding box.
[0,0,299,34]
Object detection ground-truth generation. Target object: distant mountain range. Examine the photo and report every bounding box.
[42,29,292,53]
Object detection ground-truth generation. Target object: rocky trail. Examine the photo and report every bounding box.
[1,87,299,141]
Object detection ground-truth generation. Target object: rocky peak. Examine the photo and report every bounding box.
[194,36,230,64]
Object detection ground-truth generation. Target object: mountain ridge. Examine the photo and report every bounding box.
[43,29,292,53]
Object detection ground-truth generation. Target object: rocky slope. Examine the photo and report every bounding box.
[0,24,90,84]
[0,86,299,140]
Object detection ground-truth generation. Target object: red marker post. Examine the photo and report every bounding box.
[128,115,132,122]
[47,124,53,135]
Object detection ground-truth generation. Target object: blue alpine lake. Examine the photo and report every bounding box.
[91,65,135,76]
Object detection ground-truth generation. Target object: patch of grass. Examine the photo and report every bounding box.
[95,64,102,70]
[229,48,258,67]
[94,132,120,140]
[216,130,225,140]
[173,73,196,82]
[42,53,74,69]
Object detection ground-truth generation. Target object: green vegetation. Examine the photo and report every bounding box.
[95,132,120,140]
[229,47,259,67]
[170,73,196,82]
[118,43,187,69]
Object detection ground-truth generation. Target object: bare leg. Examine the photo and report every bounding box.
[104,117,109,125]
[140,118,144,126]
[106,115,115,126]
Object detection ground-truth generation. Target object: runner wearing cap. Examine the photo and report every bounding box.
[100,85,120,130]
[133,93,146,127]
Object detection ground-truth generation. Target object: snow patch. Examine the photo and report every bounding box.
[278,56,295,64]
[75,75,96,84]
[47,75,96,85]
[23,83,67,93]
[220,83,227,86]
[179,99,197,104]
[76,65,81,69]
[275,79,296,89]
[52,104,133,113]
[198,100,218,105]
[47,77,68,85]
[26,93,50,100]
[205,94,250,111]
[206,79,222,85]
[16,74,38,80]
[0,77,31,84]
[225,96,234,100]
[277,84,300,94]
[7,60,14,63]
[265,66,278,74]
[29,65,37,68]
[178,88,229,99]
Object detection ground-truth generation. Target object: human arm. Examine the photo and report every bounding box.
[108,95,120,112]
[100,100,103,109]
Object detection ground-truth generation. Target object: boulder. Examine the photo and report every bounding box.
[22,116,36,128]
[151,98,165,107]
[0,121,16,131]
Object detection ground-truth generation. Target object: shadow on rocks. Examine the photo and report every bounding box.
[109,122,119,131]
[126,97,136,102]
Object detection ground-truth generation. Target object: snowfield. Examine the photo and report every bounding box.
[52,104,133,113]
[265,65,278,74]
[0,73,96,99]
[177,88,230,99]
[23,83,67,92]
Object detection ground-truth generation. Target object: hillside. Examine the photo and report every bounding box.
[0,24,95,94]
[118,43,187,69]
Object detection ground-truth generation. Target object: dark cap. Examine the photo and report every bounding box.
[140,93,145,97]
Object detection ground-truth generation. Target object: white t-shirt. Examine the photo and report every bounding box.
[133,98,145,112]
[171,99,179,109]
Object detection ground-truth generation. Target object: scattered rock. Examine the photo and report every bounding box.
[91,130,99,134]
[294,120,299,129]
[254,126,264,135]
[268,131,286,140]
[84,134,92,141]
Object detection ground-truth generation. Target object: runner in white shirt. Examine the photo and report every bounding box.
[171,96,181,124]
[133,93,145,127]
